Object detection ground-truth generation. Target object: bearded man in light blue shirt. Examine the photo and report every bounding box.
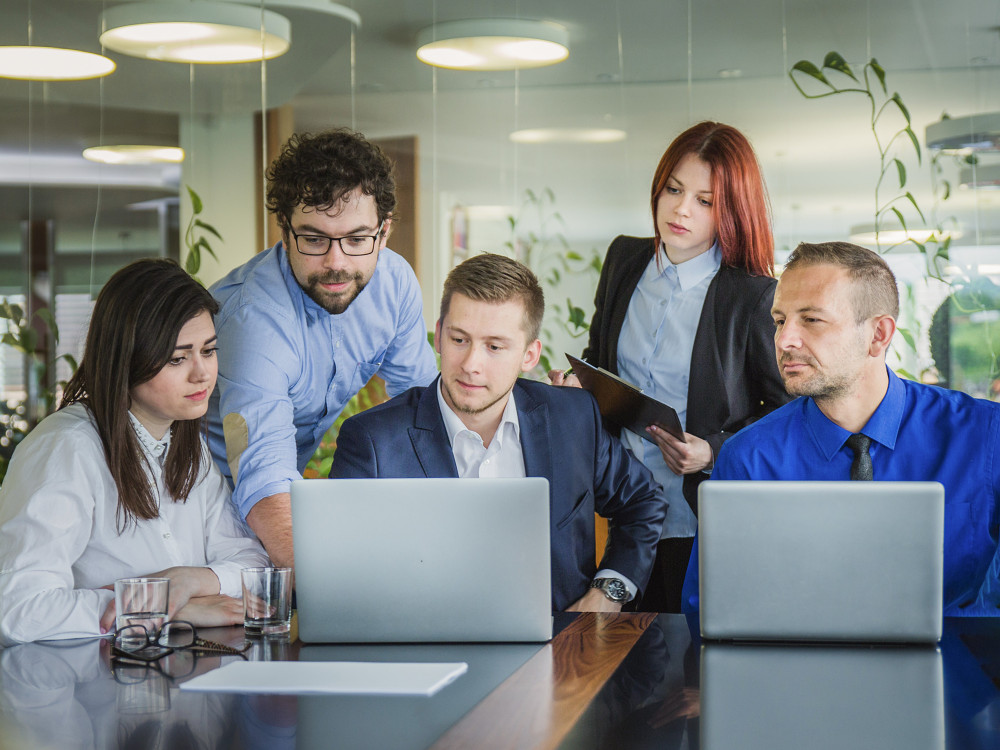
[207,129,437,567]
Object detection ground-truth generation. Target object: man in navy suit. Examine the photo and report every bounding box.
[331,253,667,611]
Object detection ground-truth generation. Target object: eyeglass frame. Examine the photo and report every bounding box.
[288,219,386,257]
[111,620,250,663]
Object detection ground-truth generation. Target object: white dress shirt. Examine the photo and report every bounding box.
[0,402,268,645]
[435,381,637,600]
[437,381,525,479]
[618,244,721,540]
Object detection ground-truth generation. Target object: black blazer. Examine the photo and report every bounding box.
[582,235,791,514]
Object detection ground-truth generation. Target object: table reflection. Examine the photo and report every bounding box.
[700,642,944,750]
[3,616,999,750]
[0,637,241,750]
[562,613,695,749]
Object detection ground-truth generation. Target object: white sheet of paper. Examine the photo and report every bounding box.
[178,661,468,696]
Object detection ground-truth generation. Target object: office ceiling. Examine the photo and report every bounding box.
[1,0,999,253]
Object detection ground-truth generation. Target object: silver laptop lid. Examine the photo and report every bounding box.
[698,481,944,643]
[291,478,553,643]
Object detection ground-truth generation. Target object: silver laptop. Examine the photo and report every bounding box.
[698,481,944,643]
[291,478,553,643]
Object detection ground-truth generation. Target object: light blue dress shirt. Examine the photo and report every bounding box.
[682,367,1000,617]
[206,242,438,518]
[617,244,721,540]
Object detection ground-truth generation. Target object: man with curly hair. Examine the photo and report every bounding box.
[207,129,437,567]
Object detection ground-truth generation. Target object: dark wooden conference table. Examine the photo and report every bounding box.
[1,611,998,749]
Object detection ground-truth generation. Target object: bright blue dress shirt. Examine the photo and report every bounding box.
[206,242,438,519]
[618,244,720,540]
[682,367,1000,617]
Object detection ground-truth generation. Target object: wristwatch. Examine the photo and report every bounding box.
[590,577,628,603]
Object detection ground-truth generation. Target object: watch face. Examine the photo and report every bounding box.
[606,579,627,601]
[593,578,627,602]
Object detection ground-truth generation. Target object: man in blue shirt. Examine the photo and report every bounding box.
[206,129,437,567]
[682,241,1000,616]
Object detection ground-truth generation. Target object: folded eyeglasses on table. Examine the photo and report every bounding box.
[111,620,250,663]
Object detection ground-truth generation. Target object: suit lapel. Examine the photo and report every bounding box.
[687,268,728,433]
[515,382,553,481]
[606,240,655,373]
[410,378,460,478]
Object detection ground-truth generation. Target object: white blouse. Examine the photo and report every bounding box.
[0,403,269,645]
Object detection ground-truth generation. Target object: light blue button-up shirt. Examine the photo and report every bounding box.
[206,242,438,518]
[617,244,721,539]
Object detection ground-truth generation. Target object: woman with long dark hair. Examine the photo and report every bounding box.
[0,259,268,644]
[554,122,790,612]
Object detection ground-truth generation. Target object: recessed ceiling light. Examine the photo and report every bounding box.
[0,46,116,81]
[718,68,742,78]
[100,1,291,64]
[83,145,185,164]
[417,19,568,71]
[510,128,626,144]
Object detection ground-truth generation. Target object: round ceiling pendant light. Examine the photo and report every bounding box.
[0,46,116,81]
[417,19,569,71]
[848,223,962,247]
[926,112,1000,153]
[100,1,291,64]
[510,128,626,144]
[83,145,185,164]
[959,164,1000,190]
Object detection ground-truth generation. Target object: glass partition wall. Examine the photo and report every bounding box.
[2,0,999,472]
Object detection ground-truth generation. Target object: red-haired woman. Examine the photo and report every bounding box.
[554,122,790,612]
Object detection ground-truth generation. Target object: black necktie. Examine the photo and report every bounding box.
[846,433,873,481]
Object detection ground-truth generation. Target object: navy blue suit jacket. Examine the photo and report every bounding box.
[330,377,667,611]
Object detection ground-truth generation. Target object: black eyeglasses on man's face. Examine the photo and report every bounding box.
[112,620,249,663]
[289,220,385,257]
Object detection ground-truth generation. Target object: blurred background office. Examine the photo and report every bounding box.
[2,0,999,477]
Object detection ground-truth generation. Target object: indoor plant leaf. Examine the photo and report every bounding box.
[822,51,857,81]
[870,58,887,93]
[195,219,223,240]
[186,185,203,215]
[34,308,59,341]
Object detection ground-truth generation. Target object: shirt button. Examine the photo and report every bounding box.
[163,532,172,539]
[641,358,647,365]
[660,300,666,306]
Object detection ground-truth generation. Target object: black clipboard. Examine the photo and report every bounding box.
[566,354,686,443]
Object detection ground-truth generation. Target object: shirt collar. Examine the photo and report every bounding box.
[437,378,521,448]
[128,411,171,461]
[803,365,905,460]
[653,241,721,292]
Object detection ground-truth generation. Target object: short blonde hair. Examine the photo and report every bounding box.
[440,253,545,341]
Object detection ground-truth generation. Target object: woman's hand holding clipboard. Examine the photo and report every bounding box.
[563,354,686,444]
